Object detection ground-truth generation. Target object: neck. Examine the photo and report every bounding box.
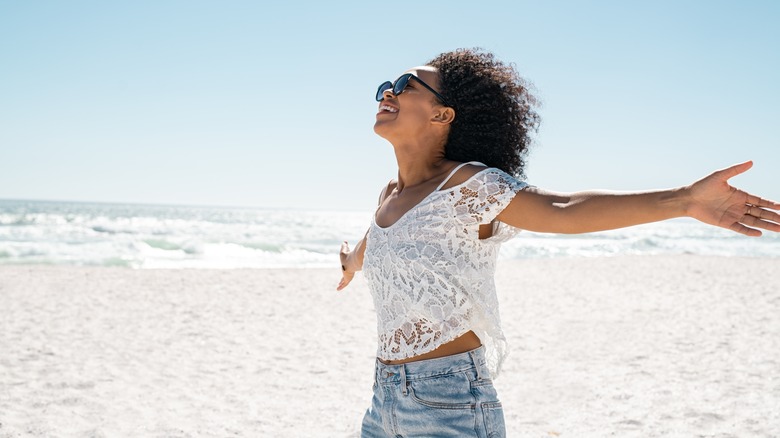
[391,138,452,192]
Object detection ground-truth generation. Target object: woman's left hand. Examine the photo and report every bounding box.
[686,161,780,236]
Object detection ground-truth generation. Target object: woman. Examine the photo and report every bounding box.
[337,48,779,438]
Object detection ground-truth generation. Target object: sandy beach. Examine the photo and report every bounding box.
[1,255,778,437]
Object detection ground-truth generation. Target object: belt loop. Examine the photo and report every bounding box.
[470,350,485,380]
[400,365,408,396]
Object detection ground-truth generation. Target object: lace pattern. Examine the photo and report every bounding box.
[363,168,528,377]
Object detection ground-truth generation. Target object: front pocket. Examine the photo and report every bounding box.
[408,373,476,410]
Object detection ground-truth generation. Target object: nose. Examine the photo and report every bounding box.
[382,88,396,101]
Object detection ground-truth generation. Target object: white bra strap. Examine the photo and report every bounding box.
[435,161,486,191]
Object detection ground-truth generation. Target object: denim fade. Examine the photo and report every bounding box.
[360,346,506,438]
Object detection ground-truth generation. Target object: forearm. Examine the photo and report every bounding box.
[500,186,691,234]
[554,188,689,233]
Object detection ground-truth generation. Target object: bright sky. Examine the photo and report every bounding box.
[1,1,778,211]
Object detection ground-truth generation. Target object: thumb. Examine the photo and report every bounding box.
[714,161,753,181]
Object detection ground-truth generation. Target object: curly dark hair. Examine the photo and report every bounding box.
[428,48,540,178]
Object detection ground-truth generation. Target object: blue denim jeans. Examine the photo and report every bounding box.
[360,346,506,437]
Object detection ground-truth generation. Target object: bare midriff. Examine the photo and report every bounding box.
[379,330,482,365]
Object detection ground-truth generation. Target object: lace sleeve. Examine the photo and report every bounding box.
[452,168,528,228]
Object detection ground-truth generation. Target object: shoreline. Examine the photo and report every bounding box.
[1,252,777,271]
[1,255,778,436]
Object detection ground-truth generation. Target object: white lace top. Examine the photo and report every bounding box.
[363,163,528,377]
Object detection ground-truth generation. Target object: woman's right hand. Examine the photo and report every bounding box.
[337,241,357,291]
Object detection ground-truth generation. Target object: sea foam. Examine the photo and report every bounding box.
[0,199,777,269]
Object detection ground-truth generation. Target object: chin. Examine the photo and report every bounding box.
[373,121,391,139]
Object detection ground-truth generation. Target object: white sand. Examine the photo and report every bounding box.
[1,256,778,437]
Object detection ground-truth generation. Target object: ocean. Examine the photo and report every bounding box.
[1,199,777,269]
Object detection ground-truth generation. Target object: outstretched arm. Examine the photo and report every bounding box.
[498,161,780,236]
[337,179,397,291]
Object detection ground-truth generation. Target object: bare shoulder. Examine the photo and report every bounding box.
[377,179,398,205]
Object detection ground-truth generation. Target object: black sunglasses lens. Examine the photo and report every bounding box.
[393,74,411,96]
[376,81,392,101]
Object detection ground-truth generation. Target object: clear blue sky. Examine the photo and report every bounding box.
[1,1,778,211]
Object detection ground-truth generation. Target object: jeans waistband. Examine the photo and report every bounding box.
[374,345,489,390]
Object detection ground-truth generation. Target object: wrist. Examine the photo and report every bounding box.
[672,185,695,218]
[345,251,363,273]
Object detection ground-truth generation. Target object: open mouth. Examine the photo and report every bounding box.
[378,104,398,114]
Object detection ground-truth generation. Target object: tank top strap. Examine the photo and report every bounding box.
[435,161,486,191]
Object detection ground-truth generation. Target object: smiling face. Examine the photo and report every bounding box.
[373,66,453,146]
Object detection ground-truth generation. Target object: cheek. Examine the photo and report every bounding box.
[397,106,431,126]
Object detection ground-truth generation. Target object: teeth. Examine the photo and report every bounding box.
[380,105,398,113]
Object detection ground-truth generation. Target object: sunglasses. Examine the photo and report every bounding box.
[375,73,452,107]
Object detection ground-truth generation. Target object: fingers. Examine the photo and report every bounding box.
[743,191,780,231]
[743,208,780,233]
[729,221,763,237]
[732,203,780,237]
[745,204,780,221]
[340,241,350,264]
[745,194,780,210]
[751,218,780,233]
[336,272,354,291]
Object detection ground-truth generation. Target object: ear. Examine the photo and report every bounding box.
[431,107,455,125]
